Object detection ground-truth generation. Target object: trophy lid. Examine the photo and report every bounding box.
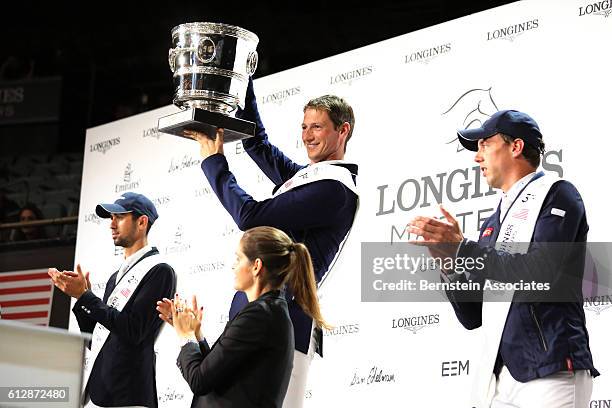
[171,22,259,44]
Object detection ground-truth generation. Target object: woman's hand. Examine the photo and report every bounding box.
[172,294,205,341]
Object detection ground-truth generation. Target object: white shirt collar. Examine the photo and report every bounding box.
[500,171,537,220]
[116,244,153,284]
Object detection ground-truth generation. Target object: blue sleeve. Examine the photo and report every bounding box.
[458,180,587,286]
[236,78,303,184]
[201,154,353,232]
[72,264,176,345]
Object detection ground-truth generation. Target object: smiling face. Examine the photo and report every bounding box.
[301,108,349,163]
[474,134,515,191]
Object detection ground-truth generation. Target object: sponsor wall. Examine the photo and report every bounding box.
[73,1,612,406]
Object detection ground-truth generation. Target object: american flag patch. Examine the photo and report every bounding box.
[512,209,529,220]
[482,227,494,237]
[120,288,131,298]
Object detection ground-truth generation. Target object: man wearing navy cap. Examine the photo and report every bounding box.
[408,110,598,407]
[49,192,176,408]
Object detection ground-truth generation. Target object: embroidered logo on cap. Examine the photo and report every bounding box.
[482,227,494,237]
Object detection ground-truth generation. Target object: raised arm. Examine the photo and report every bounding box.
[237,78,303,184]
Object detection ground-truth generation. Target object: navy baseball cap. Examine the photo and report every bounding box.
[95,192,158,225]
[457,110,543,152]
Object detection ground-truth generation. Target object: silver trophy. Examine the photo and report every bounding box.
[158,22,259,143]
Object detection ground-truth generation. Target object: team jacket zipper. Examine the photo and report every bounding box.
[530,305,548,352]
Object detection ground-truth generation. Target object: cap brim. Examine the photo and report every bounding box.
[95,203,131,218]
[457,127,497,152]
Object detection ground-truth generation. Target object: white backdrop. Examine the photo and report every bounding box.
[73,1,612,406]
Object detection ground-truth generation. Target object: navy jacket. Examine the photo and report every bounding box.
[201,79,358,354]
[447,179,599,382]
[177,290,294,407]
[73,248,176,407]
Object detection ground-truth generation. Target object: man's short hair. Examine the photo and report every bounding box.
[304,95,355,152]
[131,212,152,235]
[499,133,545,168]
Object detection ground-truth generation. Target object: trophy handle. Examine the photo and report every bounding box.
[246,51,258,76]
[197,37,217,64]
[168,48,178,72]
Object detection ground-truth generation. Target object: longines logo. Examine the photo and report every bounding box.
[115,163,140,193]
[590,400,612,408]
[114,246,123,257]
[404,43,451,64]
[150,195,171,208]
[83,212,102,224]
[441,360,469,377]
[486,19,539,42]
[89,137,120,154]
[579,0,612,17]
[584,294,612,315]
[195,186,215,198]
[189,261,226,275]
[391,314,439,333]
[168,155,201,174]
[350,366,396,386]
[142,126,161,139]
[324,323,360,337]
[329,65,374,86]
[165,225,191,254]
[260,86,302,105]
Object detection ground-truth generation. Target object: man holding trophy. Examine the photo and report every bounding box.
[159,22,358,406]
[189,80,358,407]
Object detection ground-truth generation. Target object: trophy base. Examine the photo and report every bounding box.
[158,108,255,143]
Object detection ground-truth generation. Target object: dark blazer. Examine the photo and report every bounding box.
[73,248,176,408]
[447,179,599,381]
[201,78,358,355]
[177,290,294,408]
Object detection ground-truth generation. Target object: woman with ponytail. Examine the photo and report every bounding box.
[157,226,327,407]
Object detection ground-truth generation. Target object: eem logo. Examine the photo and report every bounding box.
[329,65,374,86]
[404,43,451,65]
[441,360,469,377]
[579,1,612,17]
[260,86,302,105]
[486,19,539,42]
[391,314,439,334]
[89,137,120,154]
[584,294,612,315]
